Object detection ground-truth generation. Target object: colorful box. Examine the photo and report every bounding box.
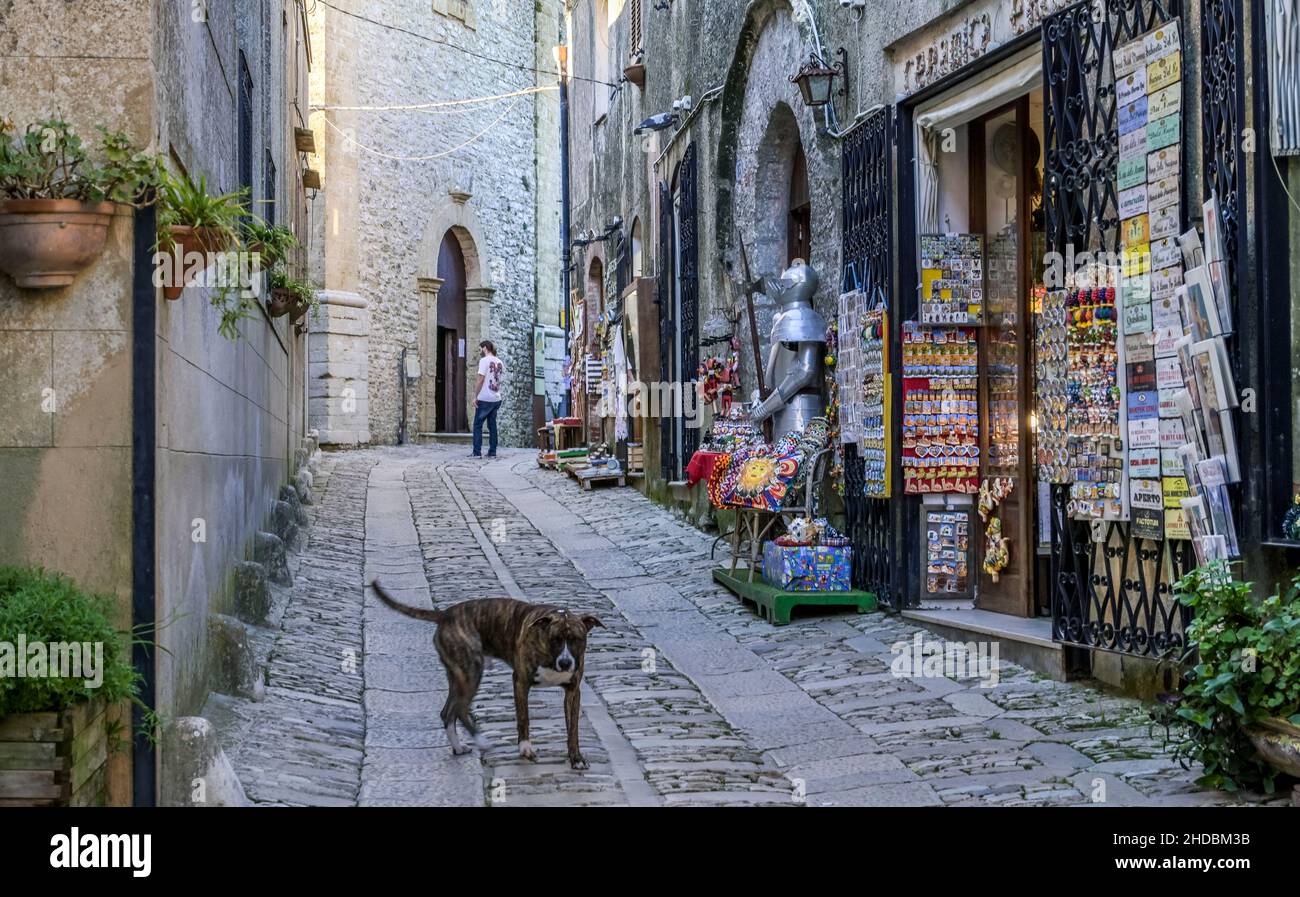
[762,542,852,592]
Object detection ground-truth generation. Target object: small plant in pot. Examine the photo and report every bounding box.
[242,217,299,271]
[267,268,317,322]
[0,566,141,805]
[1152,560,1300,794]
[155,170,247,301]
[0,118,161,288]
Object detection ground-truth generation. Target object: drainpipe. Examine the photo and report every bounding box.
[131,204,158,806]
[558,44,572,418]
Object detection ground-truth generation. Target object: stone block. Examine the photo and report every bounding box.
[231,560,271,625]
[253,531,291,585]
[160,717,250,807]
[208,614,265,701]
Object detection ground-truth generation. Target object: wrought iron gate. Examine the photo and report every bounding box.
[679,144,701,463]
[1042,0,1194,658]
[657,144,700,480]
[658,180,675,480]
[841,107,901,608]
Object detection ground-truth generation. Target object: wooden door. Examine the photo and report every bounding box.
[970,98,1036,616]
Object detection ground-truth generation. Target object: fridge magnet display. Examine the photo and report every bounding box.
[922,508,973,597]
[1035,290,1070,484]
[902,323,980,495]
[1066,272,1126,520]
[919,234,984,325]
[860,303,891,497]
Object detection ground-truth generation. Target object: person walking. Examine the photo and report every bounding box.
[471,340,504,458]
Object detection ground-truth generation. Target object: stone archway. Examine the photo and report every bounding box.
[415,190,495,435]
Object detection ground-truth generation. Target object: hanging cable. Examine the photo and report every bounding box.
[313,84,556,112]
[318,96,521,162]
[315,0,620,89]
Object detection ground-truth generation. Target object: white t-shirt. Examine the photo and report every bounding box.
[477,354,504,402]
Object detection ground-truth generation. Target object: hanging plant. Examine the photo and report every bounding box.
[0,118,162,288]
[242,217,299,270]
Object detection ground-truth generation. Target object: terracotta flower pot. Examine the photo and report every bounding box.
[287,297,311,323]
[1246,717,1300,779]
[0,199,116,288]
[159,225,230,300]
[266,287,296,318]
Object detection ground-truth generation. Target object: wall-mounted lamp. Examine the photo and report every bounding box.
[790,52,841,109]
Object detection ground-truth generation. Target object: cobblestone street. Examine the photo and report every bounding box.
[213,445,1273,807]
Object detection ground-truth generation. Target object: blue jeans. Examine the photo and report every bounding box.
[472,400,500,456]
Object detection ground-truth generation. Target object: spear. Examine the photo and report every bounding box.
[735,232,769,401]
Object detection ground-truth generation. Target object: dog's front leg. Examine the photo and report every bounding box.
[564,683,587,770]
[513,674,536,761]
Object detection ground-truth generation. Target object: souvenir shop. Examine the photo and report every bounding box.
[834,0,1248,655]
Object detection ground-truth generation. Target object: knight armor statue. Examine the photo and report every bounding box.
[750,261,826,439]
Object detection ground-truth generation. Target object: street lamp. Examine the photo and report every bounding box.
[790,52,840,108]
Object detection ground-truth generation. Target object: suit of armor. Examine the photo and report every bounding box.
[751,262,826,440]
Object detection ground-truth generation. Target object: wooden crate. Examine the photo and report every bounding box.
[0,699,108,807]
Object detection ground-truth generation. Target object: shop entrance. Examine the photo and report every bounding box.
[968,97,1041,616]
[911,54,1047,618]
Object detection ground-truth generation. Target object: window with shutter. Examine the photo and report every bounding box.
[629,0,643,60]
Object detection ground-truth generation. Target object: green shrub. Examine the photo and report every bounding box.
[1156,560,1300,792]
[0,566,138,716]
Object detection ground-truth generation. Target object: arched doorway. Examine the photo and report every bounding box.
[753,101,808,274]
[435,230,468,433]
[585,256,605,442]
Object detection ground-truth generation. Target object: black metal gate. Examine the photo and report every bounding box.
[679,144,701,463]
[1042,0,1193,658]
[657,179,675,480]
[657,144,700,480]
[841,107,901,608]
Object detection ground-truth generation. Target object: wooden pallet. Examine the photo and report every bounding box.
[567,466,625,490]
[712,567,876,626]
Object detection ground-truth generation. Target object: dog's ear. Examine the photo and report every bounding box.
[581,615,603,633]
[530,613,557,631]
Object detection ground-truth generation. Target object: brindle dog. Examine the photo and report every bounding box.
[370,580,602,769]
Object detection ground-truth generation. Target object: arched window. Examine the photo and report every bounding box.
[630,217,643,278]
[788,142,811,264]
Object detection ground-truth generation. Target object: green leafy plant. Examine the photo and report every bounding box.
[0,566,139,716]
[1154,560,1300,792]
[269,268,319,316]
[156,169,248,252]
[0,118,162,204]
[241,217,299,269]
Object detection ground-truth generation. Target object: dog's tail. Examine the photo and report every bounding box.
[369,579,448,623]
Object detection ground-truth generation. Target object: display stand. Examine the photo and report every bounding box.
[567,465,626,491]
[711,567,876,625]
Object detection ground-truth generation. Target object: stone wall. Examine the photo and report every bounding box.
[310,0,556,447]
[0,0,315,807]
[565,0,1076,495]
[152,0,313,720]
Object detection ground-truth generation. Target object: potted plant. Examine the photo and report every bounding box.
[0,119,161,288]
[267,268,317,322]
[1153,560,1300,793]
[155,169,247,300]
[242,217,299,270]
[0,566,140,806]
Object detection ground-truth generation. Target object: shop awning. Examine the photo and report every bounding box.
[915,52,1043,133]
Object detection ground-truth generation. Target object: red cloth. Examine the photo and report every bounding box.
[685,451,723,488]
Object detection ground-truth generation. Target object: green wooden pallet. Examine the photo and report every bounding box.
[712,567,877,626]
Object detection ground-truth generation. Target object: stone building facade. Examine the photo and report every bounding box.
[565,0,1275,684]
[309,0,564,447]
[0,0,316,803]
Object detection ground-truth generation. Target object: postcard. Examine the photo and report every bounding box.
[1147,113,1181,151]
[1148,82,1182,120]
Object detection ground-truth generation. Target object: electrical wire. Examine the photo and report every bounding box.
[317,96,521,162]
[315,0,620,89]
[313,84,556,112]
